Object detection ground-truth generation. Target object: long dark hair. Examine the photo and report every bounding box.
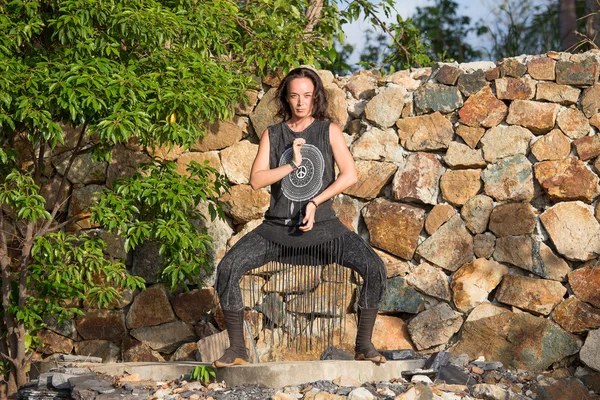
[276,67,329,120]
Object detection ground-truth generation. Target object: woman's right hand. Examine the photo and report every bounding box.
[292,138,305,166]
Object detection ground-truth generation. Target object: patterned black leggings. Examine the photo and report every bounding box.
[215,230,387,311]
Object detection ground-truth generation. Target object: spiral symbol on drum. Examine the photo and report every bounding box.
[279,144,324,202]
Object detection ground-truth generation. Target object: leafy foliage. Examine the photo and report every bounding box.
[413,0,483,62]
[90,160,228,290]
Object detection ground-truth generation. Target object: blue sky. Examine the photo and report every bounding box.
[340,0,509,65]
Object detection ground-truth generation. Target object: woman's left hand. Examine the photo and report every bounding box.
[299,202,317,231]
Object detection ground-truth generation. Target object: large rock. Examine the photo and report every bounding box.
[481,154,534,202]
[287,282,354,316]
[435,64,463,85]
[392,152,445,204]
[325,84,349,129]
[496,274,566,315]
[396,112,454,151]
[249,88,282,137]
[451,258,509,313]
[378,276,425,314]
[40,175,71,212]
[362,198,425,260]
[443,142,486,169]
[568,261,600,308]
[495,77,536,100]
[527,57,556,80]
[541,202,600,261]
[500,58,527,77]
[345,71,377,99]
[74,340,120,363]
[416,215,474,272]
[556,107,590,139]
[37,329,73,355]
[235,90,259,116]
[506,100,560,134]
[371,315,415,351]
[53,150,108,185]
[439,169,482,206]
[574,134,600,160]
[532,376,595,400]
[122,337,164,362]
[176,151,223,179]
[263,266,321,294]
[220,140,258,185]
[460,195,493,234]
[457,70,488,96]
[374,249,411,278]
[131,240,164,284]
[552,297,600,333]
[385,70,422,91]
[451,311,581,371]
[425,204,456,235]
[126,284,176,329]
[76,310,128,343]
[531,241,571,282]
[555,57,600,86]
[489,202,536,237]
[220,184,270,224]
[534,157,599,204]
[480,125,533,163]
[407,303,463,351]
[458,86,507,128]
[493,235,533,270]
[582,84,600,118]
[580,329,600,371]
[531,129,571,161]
[106,145,150,188]
[196,202,235,275]
[474,233,496,259]
[68,184,104,230]
[364,86,406,128]
[413,83,463,114]
[405,262,451,302]
[344,161,397,199]
[350,126,403,162]
[535,82,580,105]
[171,342,200,361]
[193,120,243,151]
[130,321,197,352]
[171,288,217,323]
[332,194,363,232]
[456,124,486,149]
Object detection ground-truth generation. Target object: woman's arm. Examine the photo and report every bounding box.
[249,129,303,190]
[299,123,358,231]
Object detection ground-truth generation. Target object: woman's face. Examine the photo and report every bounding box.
[286,77,315,119]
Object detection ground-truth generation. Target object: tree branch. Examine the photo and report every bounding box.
[305,0,324,33]
[355,0,417,67]
[35,141,46,186]
[40,122,88,235]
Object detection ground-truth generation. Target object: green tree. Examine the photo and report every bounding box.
[0,0,434,396]
[475,0,562,60]
[412,0,482,62]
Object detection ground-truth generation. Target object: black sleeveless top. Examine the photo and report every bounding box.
[264,120,337,225]
[253,120,350,248]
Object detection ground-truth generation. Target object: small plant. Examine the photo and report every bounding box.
[190,365,216,384]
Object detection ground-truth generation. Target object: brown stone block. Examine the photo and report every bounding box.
[362,198,425,260]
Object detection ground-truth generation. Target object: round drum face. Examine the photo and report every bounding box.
[279,144,324,202]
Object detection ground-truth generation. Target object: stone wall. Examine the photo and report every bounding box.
[34,52,600,373]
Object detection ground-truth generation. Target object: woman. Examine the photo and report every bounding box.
[213,67,387,368]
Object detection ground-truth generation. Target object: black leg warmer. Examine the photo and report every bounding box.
[354,307,386,363]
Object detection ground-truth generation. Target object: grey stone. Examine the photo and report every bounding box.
[378,276,425,314]
[414,83,464,114]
